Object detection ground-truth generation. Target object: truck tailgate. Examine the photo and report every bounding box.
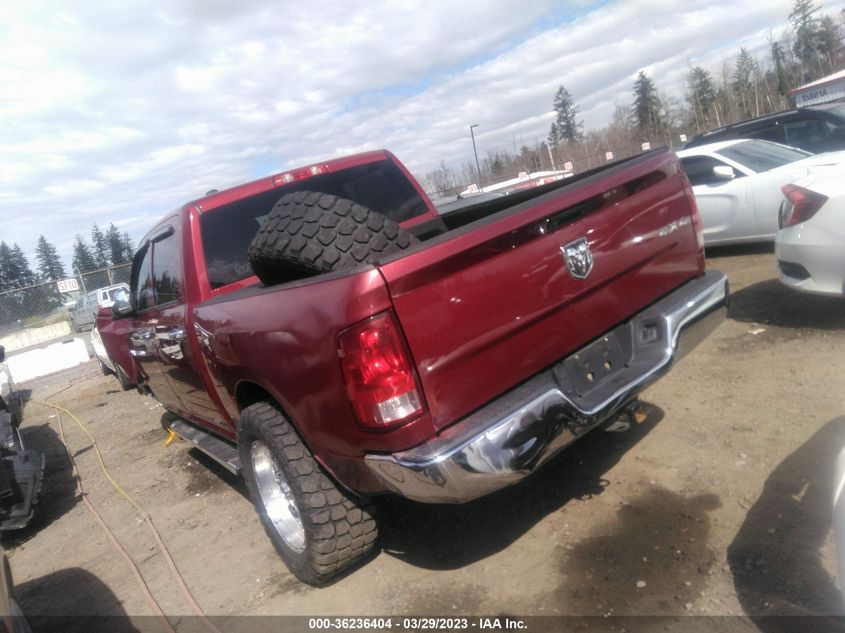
[378,150,702,431]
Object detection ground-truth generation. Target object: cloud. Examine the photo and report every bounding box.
[1,0,842,268]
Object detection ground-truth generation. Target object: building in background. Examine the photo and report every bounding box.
[789,70,845,107]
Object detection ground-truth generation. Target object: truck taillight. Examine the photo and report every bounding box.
[780,184,827,228]
[272,164,328,185]
[338,312,425,429]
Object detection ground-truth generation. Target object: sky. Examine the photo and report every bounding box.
[1,0,843,271]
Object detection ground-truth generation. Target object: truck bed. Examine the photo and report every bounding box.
[380,149,702,431]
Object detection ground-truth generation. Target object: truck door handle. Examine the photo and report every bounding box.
[168,328,187,341]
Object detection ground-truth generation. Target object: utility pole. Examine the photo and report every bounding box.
[75,266,90,318]
[469,124,482,192]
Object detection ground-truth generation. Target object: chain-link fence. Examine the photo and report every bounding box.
[77,263,132,296]
[0,263,131,352]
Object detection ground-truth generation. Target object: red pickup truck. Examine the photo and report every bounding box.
[99,148,728,585]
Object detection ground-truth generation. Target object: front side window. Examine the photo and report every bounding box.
[151,233,182,305]
[715,140,810,173]
[132,245,155,311]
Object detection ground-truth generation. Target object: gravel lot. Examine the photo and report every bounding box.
[4,247,845,632]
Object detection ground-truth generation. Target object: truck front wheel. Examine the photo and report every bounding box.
[238,402,378,585]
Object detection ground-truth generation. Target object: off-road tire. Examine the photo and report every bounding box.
[247,191,418,285]
[238,402,378,585]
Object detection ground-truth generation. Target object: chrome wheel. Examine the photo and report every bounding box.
[250,440,305,553]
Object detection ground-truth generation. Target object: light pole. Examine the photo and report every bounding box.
[469,124,482,191]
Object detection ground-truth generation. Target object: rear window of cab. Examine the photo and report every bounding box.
[199,159,428,289]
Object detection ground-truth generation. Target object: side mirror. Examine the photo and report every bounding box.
[712,165,735,180]
[0,345,5,364]
[111,299,134,318]
[110,289,133,318]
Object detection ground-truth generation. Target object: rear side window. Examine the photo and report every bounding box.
[784,118,840,152]
[746,124,785,144]
[200,159,429,289]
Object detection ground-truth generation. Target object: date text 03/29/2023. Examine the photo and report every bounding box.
[307,617,528,630]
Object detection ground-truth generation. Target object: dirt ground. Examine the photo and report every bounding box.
[5,246,845,631]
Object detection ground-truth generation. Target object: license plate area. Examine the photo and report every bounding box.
[564,336,625,397]
[553,325,632,399]
[550,314,669,412]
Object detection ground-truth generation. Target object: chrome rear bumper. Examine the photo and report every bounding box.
[364,271,729,503]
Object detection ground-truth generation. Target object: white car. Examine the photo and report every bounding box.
[677,139,845,246]
[776,171,845,297]
[91,326,134,390]
[90,327,114,375]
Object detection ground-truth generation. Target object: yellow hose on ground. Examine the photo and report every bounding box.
[31,399,224,633]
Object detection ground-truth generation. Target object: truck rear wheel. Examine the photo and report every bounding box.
[247,191,418,285]
[238,402,378,585]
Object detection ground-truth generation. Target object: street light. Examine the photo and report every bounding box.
[469,124,482,192]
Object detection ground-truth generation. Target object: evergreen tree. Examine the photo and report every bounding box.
[0,242,13,291]
[0,242,36,291]
[91,224,109,268]
[769,33,792,96]
[489,152,505,178]
[72,235,98,273]
[686,66,716,130]
[106,223,128,265]
[121,232,135,260]
[816,14,841,74]
[547,123,560,149]
[631,71,664,138]
[9,245,36,287]
[552,86,584,143]
[520,145,542,172]
[733,48,757,118]
[35,235,66,281]
[791,0,821,79]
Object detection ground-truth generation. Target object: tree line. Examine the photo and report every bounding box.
[0,236,67,326]
[0,222,135,295]
[0,236,65,293]
[72,224,135,275]
[422,0,844,197]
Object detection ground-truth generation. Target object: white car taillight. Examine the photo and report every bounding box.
[780,184,828,228]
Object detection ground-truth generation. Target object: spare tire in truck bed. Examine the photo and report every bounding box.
[248,190,419,285]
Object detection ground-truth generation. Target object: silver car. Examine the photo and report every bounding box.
[67,283,129,332]
[67,290,98,332]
